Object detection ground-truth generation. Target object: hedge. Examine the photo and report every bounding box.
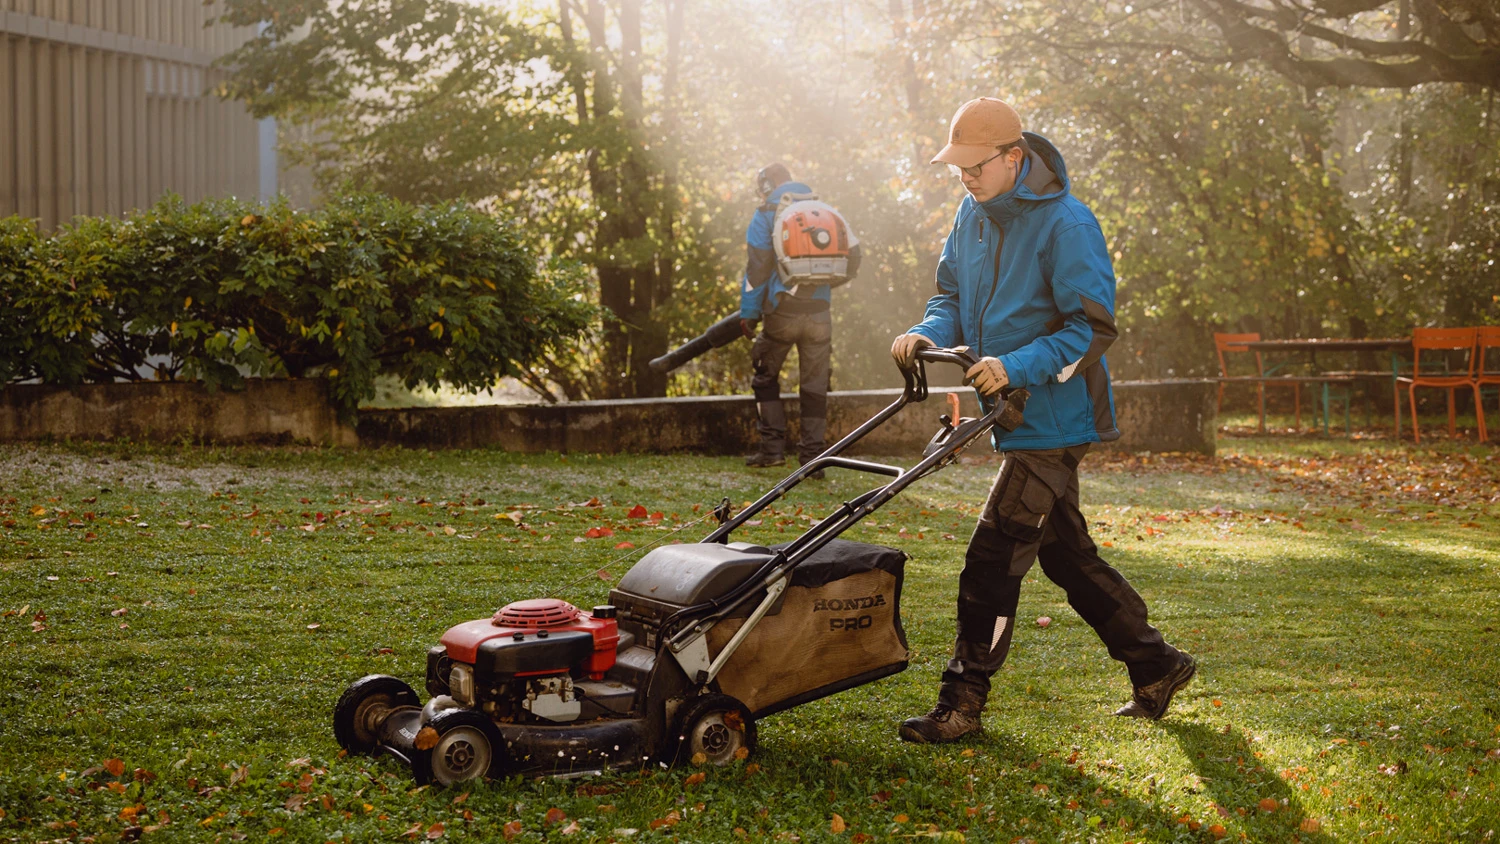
[0,194,595,419]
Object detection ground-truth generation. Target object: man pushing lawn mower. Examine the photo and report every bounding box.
[891,97,1197,744]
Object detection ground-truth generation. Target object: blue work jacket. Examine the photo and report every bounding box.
[909,132,1121,451]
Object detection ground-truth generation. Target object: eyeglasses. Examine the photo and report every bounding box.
[949,148,1009,179]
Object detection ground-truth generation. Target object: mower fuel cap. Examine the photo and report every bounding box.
[592,605,617,619]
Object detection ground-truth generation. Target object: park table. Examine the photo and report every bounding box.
[1242,337,1412,437]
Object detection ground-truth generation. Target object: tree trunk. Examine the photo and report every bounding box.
[571,0,670,399]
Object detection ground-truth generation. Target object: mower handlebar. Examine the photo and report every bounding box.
[912,345,979,372]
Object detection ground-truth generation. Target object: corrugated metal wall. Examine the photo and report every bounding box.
[0,1,264,229]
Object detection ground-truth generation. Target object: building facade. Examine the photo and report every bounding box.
[0,1,274,229]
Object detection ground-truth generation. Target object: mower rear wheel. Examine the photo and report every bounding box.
[333,675,420,756]
[411,709,503,786]
[673,694,756,767]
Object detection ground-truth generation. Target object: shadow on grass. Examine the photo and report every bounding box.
[1167,721,1334,842]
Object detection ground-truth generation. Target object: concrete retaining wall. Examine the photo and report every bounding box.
[0,379,358,446]
[0,378,1216,455]
[357,380,1217,456]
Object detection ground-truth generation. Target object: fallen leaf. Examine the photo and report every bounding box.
[628,505,649,519]
[545,807,568,825]
[1209,823,1227,838]
[1299,818,1322,832]
[502,820,523,840]
[614,541,635,549]
[414,727,440,752]
[561,820,581,835]
[830,813,846,834]
[1036,616,1052,628]
[690,752,708,766]
[733,746,750,760]
[104,758,125,777]
[426,821,445,839]
[684,772,706,786]
[1258,798,1279,812]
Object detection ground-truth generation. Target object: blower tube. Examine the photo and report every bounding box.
[648,313,744,374]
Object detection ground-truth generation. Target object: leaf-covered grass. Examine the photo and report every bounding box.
[2,436,1498,843]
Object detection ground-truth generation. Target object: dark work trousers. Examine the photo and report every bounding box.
[750,305,831,463]
[938,444,1182,712]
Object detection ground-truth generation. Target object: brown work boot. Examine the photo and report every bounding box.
[1114,652,1197,720]
[899,702,983,744]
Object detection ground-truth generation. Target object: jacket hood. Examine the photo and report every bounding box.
[978,131,1069,226]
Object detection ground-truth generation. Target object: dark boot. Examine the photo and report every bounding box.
[1114,652,1196,720]
[745,450,786,468]
[748,396,787,468]
[899,685,985,744]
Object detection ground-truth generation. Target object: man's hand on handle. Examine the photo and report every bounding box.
[965,357,1009,396]
[740,318,759,339]
[890,333,934,369]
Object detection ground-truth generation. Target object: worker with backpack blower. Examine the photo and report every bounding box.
[741,163,861,477]
[890,98,1196,743]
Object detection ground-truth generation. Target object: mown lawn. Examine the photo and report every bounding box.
[2,434,1498,843]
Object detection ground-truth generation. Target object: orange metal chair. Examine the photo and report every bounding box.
[1475,326,1500,442]
[1214,332,1303,432]
[1397,327,1482,443]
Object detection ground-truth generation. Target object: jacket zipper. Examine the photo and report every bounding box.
[975,220,1004,356]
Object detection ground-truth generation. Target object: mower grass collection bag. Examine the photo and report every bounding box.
[610,539,908,719]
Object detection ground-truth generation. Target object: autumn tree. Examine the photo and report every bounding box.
[216,0,692,399]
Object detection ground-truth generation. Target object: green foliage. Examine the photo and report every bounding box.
[0,217,42,384]
[0,195,595,418]
[213,0,1500,399]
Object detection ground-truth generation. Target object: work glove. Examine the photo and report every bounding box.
[740,318,759,339]
[890,333,934,369]
[965,356,1009,396]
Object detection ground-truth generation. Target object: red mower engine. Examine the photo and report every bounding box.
[426,599,619,723]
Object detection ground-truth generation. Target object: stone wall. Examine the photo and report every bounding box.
[356,380,1217,456]
[1,379,1216,455]
[0,379,357,446]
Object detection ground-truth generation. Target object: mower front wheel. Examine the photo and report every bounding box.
[333,675,420,756]
[673,694,756,767]
[411,708,504,786]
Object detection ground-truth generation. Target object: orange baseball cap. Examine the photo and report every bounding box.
[930,98,1023,168]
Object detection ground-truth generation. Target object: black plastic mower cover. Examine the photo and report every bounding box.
[776,538,906,589]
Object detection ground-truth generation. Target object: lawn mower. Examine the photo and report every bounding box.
[333,346,1027,785]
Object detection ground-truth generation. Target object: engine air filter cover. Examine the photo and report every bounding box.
[493,598,581,628]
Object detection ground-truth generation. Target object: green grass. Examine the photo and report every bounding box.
[2,437,1499,843]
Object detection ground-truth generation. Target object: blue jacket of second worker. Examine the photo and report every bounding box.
[739,181,832,319]
[909,132,1121,451]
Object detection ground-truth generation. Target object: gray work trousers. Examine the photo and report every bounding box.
[939,444,1182,712]
[750,308,831,463]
